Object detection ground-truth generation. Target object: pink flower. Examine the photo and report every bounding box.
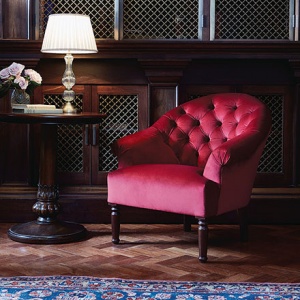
[14,76,28,90]
[0,67,10,79]
[8,62,25,77]
[0,62,41,98]
[24,69,42,84]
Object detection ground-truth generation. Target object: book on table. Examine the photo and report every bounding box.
[12,104,63,114]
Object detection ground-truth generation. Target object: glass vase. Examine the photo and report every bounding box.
[11,89,30,106]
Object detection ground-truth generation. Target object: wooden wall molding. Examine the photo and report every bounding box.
[1,40,300,60]
[0,186,299,224]
[138,59,190,83]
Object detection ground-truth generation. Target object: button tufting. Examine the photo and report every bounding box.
[208,103,215,110]
[170,120,177,127]
[204,135,210,143]
[216,120,222,127]
[194,119,200,126]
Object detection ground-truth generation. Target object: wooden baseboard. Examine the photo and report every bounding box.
[0,186,299,224]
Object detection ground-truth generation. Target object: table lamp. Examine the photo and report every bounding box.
[41,14,98,113]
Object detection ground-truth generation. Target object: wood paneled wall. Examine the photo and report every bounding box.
[1,0,31,39]
[1,40,300,224]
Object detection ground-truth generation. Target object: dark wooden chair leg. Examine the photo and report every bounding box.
[238,206,248,242]
[111,204,120,244]
[183,215,192,232]
[197,218,208,263]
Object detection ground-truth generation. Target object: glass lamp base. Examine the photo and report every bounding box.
[63,102,77,114]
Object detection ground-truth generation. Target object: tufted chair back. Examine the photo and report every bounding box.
[153,93,270,172]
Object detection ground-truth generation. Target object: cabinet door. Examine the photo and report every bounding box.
[240,85,294,187]
[91,85,148,185]
[34,85,93,185]
[210,0,295,41]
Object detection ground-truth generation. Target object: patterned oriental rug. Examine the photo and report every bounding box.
[0,276,299,299]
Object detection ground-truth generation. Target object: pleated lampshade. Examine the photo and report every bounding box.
[41,14,98,54]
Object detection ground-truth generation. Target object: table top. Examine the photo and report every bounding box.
[0,112,106,125]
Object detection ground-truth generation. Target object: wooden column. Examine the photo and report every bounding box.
[139,59,190,123]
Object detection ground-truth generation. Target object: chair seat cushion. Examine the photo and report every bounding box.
[108,164,220,217]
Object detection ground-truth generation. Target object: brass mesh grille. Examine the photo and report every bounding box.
[213,0,291,40]
[44,94,84,173]
[39,0,115,39]
[188,94,283,174]
[255,94,283,173]
[123,0,199,39]
[39,0,294,41]
[98,94,139,171]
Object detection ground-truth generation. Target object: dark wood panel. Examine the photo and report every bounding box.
[0,0,3,39]
[0,186,300,224]
[2,0,29,39]
[181,59,293,86]
[2,40,300,60]
[150,86,177,124]
[179,85,234,104]
[0,39,299,216]
[35,59,148,86]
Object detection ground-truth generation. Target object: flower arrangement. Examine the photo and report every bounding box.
[0,62,42,98]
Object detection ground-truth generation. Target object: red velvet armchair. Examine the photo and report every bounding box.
[107,93,271,262]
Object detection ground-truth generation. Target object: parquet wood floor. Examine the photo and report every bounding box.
[0,223,299,282]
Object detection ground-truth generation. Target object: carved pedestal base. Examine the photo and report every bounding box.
[7,220,86,244]
[7,183,87,244]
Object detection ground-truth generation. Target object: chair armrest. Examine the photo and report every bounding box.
[203,132,267,184]
[111,127,179,168]
[203,132,268,215]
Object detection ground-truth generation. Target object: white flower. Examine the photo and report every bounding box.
[24,69,42,84]
[0,62,42,98]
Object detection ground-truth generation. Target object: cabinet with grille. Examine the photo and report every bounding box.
[34,84,148,186]
[34,85,92,185]
[1,0,298,41]
[91,85,148,185]
[209,0,296,41]
[37,0,298,41]
[240,85,294,187]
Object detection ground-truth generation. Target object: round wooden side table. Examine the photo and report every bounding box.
[0,112,106,244]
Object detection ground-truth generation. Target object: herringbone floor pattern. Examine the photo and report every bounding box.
[0,223,299,282]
